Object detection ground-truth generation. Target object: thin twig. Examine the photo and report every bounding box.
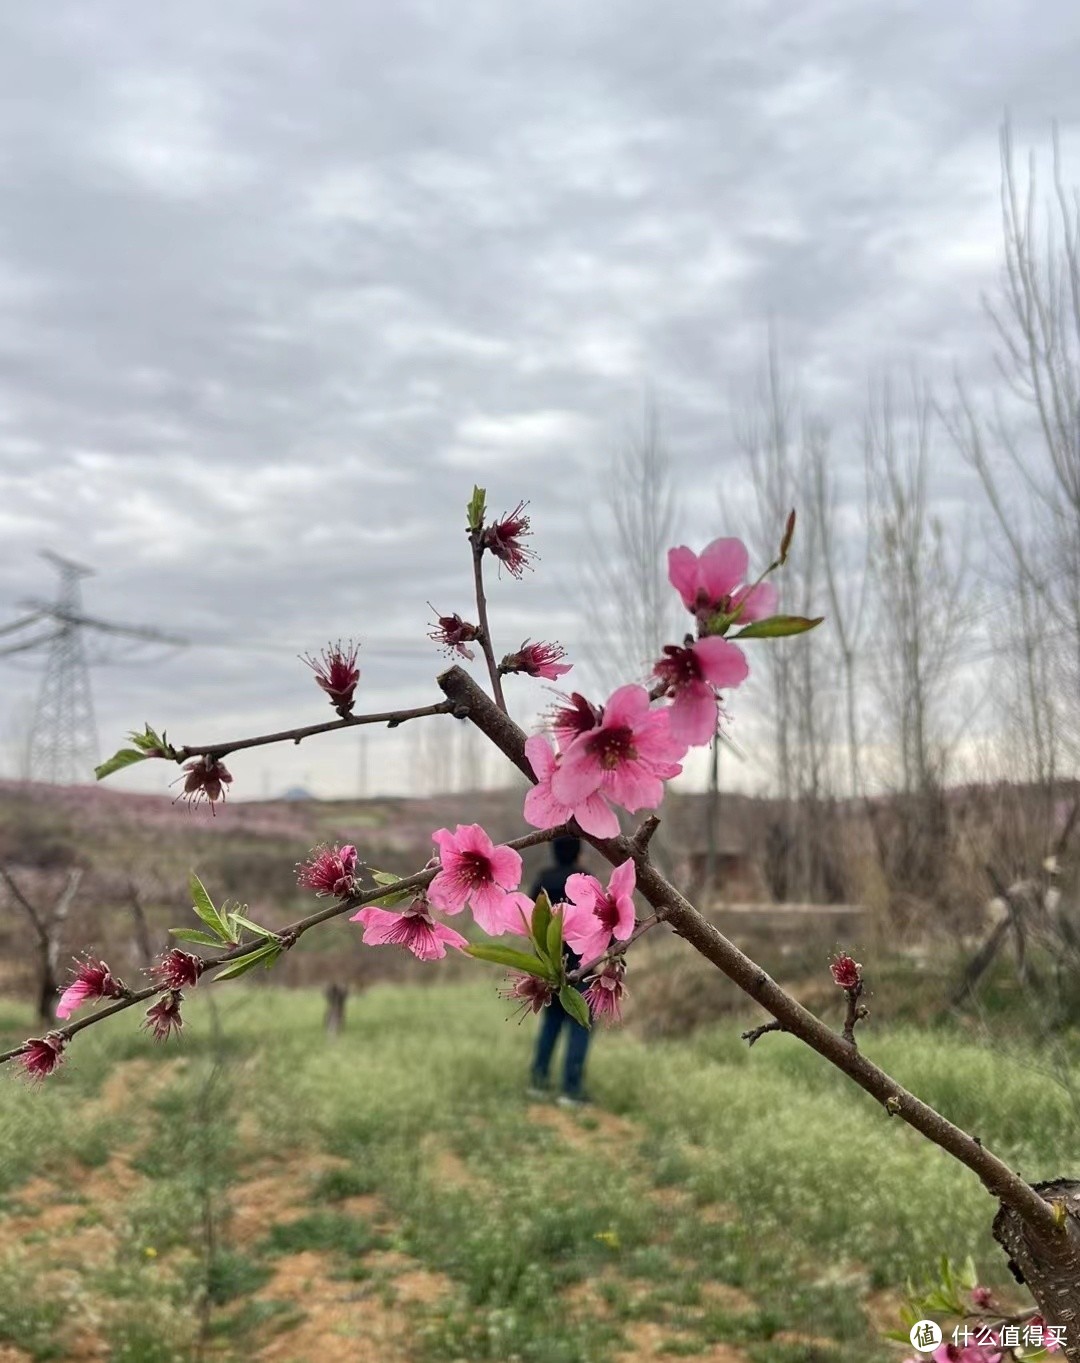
[175,700,455,762]
[742,1019,787,1047]
[470,534,508,713]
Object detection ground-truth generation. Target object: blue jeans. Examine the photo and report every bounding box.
[531,991,591,1097]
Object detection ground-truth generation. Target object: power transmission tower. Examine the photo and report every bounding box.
[0,552,186,785]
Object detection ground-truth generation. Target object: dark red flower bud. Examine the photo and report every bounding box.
[481,501,535,577]
[829,954,861,990]
[296,844,360,898]
[549,692,603,747]
[500,971,555,1019]
[21,1034,65,1080]
[176,756,233,812]
[150,949,205,991]
[427,608,481,660]
[143,991,184,1041]
[303,640,361,717]
[500,641,571,681]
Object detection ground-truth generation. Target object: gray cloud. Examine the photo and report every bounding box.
[2,0,1079,795]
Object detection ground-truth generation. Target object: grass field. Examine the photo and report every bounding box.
[0,982,1075,1363]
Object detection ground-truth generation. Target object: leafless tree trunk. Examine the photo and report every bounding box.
[738,338,840,900]
[865,379,972,912]
[0,864,82,1023]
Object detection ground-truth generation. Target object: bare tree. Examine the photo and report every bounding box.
[808,419,870,799]
[737,340,842,900]
[864,379,972,911]
[577,402,683,692]
[0,864,82,1023]
[950,121,1080,782]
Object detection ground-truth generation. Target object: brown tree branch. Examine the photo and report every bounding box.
[436,663,1064,1243]
[469,533,508,713]
[175,700,456,762]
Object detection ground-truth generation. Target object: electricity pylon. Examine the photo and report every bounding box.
[0,552,186,785]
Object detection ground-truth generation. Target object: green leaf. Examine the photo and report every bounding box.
[367,871,413,908]
[559,986,590,1029]
[169,928,225,947]
[530,891,552,955]
[227,912,277,942]
[94,747,148,781]
[466,944,553,976]
[128,723,172,756]
[213,942,282,981]
[466,485,487,532]
[731,615,824,640]
[545,908,564,970]
[189,873,232,942]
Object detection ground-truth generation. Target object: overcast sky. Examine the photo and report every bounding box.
[1,1,1078,799]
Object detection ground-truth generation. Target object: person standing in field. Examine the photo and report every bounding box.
[528,834,592,1106]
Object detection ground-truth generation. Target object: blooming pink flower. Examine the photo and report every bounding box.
[668,538,778,626]
[296,844,359,898]
[56,957,127,1020]
[584,961,627,1024]
[150,949,205,991]
[144,991,185,1041]
[481,501,535,577]
[303,640,361,716]
[501,640,572,681]
[653,637,750,746]
[351,896,469,961]
[522,735,620,840]
[830,954,861,990]
[427,608,480,660]
[563,860,637,965]
[500,971,555,1018]
[176,756,233,812]
[428,824,525,933]
[21,1034,65,1080]
[551,685,684,814]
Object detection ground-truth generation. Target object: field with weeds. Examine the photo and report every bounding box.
[0,982,1076,1363]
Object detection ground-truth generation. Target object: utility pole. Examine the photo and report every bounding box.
[0,552,186,785]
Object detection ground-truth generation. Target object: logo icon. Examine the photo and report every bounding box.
[909,1320,944,1352]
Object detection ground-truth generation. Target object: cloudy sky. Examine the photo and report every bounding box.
[1,0,1078,799]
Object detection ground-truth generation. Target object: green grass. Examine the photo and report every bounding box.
[0,981,1076,1363]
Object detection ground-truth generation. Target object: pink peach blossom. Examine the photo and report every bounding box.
[563,860,636,965]
[296,844,360,898]
[584,961,627,1024]
[501,640,571,680]
[428,824,524,932]
[653,637,749,746]
[21,1034,65,1080]
[351,896,469,961]
[56,957,126,1020]
[668,538,778,625]
[522,735,620,839]
[302,640,361,716]
[551,685,684,814]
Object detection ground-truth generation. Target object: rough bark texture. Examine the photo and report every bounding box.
[438,663,1080,1341]
[994,1181,1080,1363]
